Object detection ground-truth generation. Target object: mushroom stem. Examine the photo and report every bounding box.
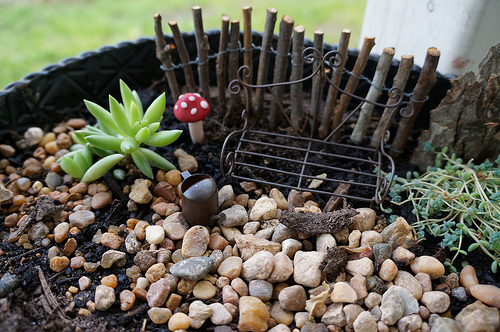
[188,121,205,144]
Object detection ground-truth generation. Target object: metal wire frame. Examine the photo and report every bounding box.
[220,47,414,204]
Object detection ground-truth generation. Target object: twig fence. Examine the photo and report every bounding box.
[154,6,441,203]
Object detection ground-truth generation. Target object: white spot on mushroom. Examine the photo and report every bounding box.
[178,94,184,99]
[188,96,196,102]
[174,105,178,111]
[200,101,208,109]
[191,108,198,115]
[181,102,188,109]
[194,93,201,97]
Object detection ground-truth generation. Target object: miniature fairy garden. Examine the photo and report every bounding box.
[1,6,500,332]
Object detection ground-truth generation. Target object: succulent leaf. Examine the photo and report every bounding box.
[147,122,161,133]
[145,130,182,147]
[109,95,135,137]
[142,93,166,125]
[81,154,124,184]
[119,79,135,115]
[85,135,123,152]
[72,131,87,145]
[59,155,85,179]
[132,90,144,113]
[135,127,151,143]
[131,150,153,178]
[129,101,142,127]
[84,100,120,134]
[139,147,177,171]
[120,137,139,154]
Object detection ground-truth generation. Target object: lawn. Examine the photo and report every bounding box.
[0,0,366,88]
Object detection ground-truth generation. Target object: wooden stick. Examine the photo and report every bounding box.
[192,6,211,100]
[390,47,440,156]
[370,54,414,147]
[216,14,230,110]
[168,20,197,92]
[351,47,395,144]
[154,13,180,100]
[309,30,325,136]
[318,29,351,139]
[268,15,294,130]
[242,6,253,116]
[330,36,376,141]
[252,8,278,115]
[226,20,241,117]
[290,25,305,130]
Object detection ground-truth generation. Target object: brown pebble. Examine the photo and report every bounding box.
[165,170,182,187]
[102,274,118,288]
[101,232,124,249]
[70,256,86,269]
[91,192,113,209]
[62,238,78,256]
[50,256,70,272]
[132,287,148,301]
[166,293,183,311]
[209,233,229,251]
[460,265,479,294]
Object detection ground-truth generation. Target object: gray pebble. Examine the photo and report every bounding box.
[170,256,214,281]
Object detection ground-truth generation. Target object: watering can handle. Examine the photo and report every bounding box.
[181,171,192,180]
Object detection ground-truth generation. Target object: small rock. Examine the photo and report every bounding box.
[235,234,281,261]
[145,263,167,283]
[163,212,189,240]
[193,280,217,300]
[316,233,337,254]
[79,276,91,291]
[219,204,248,227]
[268,324,291,332]
[321,303,346,327]
[393,270,423,300]
[170,256,213,280]
[430,317,464,332]
[153,182,177,202]
[350,208,376,232]
[360,231,383,247]
[269,302,294,326]
[145,225,165,245]
[451,287,467,302]
[330,282,357,303]
[421,291,450,313]
[470,284,500,308]
[391,246,415,265]
[50,256,70,272]
[168,312,191,331]
[0,183,14,205]
[146,278,171,307]
[397,314,423,332]
[381,285,419,316]
[134,250,156,271]
[380,292,405,325]
[308,173,327,189]
[125,231,141,254]
[219,225,242,245]
[189,300,213,327]
[0,273,19,298]
[91,192,112,209]
[231,278,249,297]
[238,296,270,332]
[378,259,398,281]
[218,184,235,210]
[410,256,445,279]
[45,172,62,191]
[174,148,198,173]
[120,290,136,311]
[293,251,324,288]
[301,322,328,332]
[129,179,153,204]
[243,221,260,235]
[343,304,364,329]
[271,224,297,243]
[182,225,210,258]
[458,306,500,332]
[222,285,240,306]
[269,188,289,210]
[346,257,373,277]
[364,292,382,309]
[242,251,274,281]
[209,303,233,325]
[101,232,124,250]
[415,273,433,293]
[152,202,179,217]
[217,256,243,280]
[95,285,115,311]
[101,250,126,268]
[380,217,417,249]
[249,197,277,221]
[69,210,95,229]
[350,274,368,300]
[165,170,182,186]
[287,189,305,209]
[281,238,302,258]
[0,144,15,158]
[460,265,479,294]
[54,222,70,243]
[348,230,361,248]
[267,252,293,283]
[353,311,377,332]
[277,285,306,311]
[240,181,257,192]
[148,307,172,324]
[210,249,225,273]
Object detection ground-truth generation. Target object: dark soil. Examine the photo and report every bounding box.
[1,82,499,332]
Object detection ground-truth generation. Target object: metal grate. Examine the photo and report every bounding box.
[221,47,413,204]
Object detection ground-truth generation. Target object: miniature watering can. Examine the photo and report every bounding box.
[180,171,218,227]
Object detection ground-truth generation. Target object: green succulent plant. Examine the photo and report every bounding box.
[58,80,182,183]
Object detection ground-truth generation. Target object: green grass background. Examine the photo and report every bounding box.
[0,0,366,88]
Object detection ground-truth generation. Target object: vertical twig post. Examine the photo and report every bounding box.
[290,25,305,130]
[318,29,351,139]
[351,47,395,144]
[242,7,253,115]
[370,54,414,147]
[168,20,197,92]
[252,8,278,116]
[226,20,241,119]
[153,13,180,100]
[309,30,325,136]
[330,36,376,141]
[192,6,211,100]
[216,14,230,110]
[390,47,440,156]
[268,15,294,130]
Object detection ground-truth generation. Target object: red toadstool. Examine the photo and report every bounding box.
[173,93,210,144]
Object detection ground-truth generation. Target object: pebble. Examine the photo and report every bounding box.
[222,285,240,306]
[145,263,167,283]
[248,280,273,302]
[267,252,293,283]
[123,231,140,254]
[101,250,126,268]
[293,251,324,288]
[431,317,464,332]
[69,210,95,229]
[268,324,291,332]
[220,225,242,245]
[242,251,274,281]
[240,181,257,193]
[243,221,260,235]
[79,276,91,291]
[281,238,302,258]
[148,307,172,324]
[421,291,450,313]
[210,250,224,273]
[346,257,373,277]
[0,273,19,298]
[390,246,414,265]
[470,284,500,308]
[353,311,377,332]
[450,286,467,302]
[316,233,337,254]
[271,224,297,243]
[170,256,214,280]
[382,285,419,316]
[255,226,275,240]
[360,231,384,247]
[62,237,78,256]
[348,230,361,248]
[218,184,235,210]
[168,312,191,331]
[236,234,281,261]
[189,300,213,327]
[415,273,433,293]
[209,233,229,251]
[100,232,124,249]
[152,202,180,217]
[163,212,189,240]
[45,172,62,191]
[219,204,248,227]
[269,188,289,210]
[217,256,243,279]
[145,225,165,245]
[269,302,294,326]
[457,305,500,332]
[120,290,136,311]
[343,304,364,329]
[0,144,15,158]
[91,192,112,209]
[28,222,49,241]
[397,314,422,331]
[50,256,70,272]
[364,292,382,309]
[209,303,233,325]
[278,285,307,311]
[238,296,270,332]
[95,285,115,311]
[393,270,423,300]
[129,179,153,204]
[302,323,328,332]
[193,280,217,300]
[182,225,210,258]
[249,196,277,221]
[410,256,445,279]
[380,292,404,325]
[0,183,13,205]
[134,250,156,271]
[101,274,118,288]
[146,278,171,307]
[350,274,368,300]
[54,222,70,243]
[380,217,417,249]
[174,148,198,173]
[378,259,398,281]
[350,208,376,232]
[460,265,479,294]
[330,282,357,303]
[321,303,345,327]
[153,182,176,202]
[165,169,182,186]
[231,278,249,297]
